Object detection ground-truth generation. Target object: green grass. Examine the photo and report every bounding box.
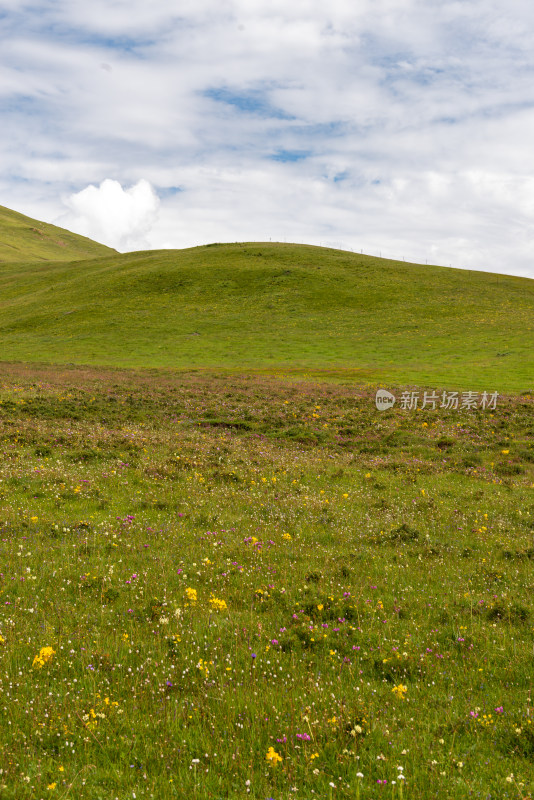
[0,205,116,263]
[0,222,532,390]
[1,206,533,797]
[0,363,533,799]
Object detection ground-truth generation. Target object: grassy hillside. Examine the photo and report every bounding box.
[0,204,116,262]
[0,241,532,392]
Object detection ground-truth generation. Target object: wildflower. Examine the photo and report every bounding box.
[265,746,282,765]
[209,596,227,612]
[392,684,407,699]
[196,659,210,678]
[32,646,55,669]
[185,587,197,602]
[47,783,56,790]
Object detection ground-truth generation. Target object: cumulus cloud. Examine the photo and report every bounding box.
[58,179,160,252]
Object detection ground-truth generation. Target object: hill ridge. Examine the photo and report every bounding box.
[0,204,116,263]
[0,205,532,391]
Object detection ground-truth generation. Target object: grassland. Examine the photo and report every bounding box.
[0,362,532,799]
[0,208,533,798]
[0,241,533,392]
[0,205,115,263]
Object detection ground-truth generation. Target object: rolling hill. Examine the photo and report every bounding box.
[0,204,116,262]
[0,207,532,392]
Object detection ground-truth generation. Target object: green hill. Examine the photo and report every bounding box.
[0,204,116,262]
[0,231,532,392]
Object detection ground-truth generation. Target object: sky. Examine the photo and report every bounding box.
[1,0,534,277]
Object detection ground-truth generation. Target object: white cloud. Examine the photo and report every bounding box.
[1,1,534,277]
[58,179,159,252]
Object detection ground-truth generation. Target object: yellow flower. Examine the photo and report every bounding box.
[47,783,56,790]
[32,646,55,669]
[196,658,210,678]
[282,533,292,540]
[0,634,5,644]
[209,596,227,612]
[317,604,323,611]
[501,449,509,454]
[392,684,408,699]
[185,587,197,602]
[266,746,282,765]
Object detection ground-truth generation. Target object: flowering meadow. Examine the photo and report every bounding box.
[0,363,532,799]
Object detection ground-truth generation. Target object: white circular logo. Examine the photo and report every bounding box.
[375,389,396,411]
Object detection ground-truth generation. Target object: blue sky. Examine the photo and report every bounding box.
[1,0,534,277]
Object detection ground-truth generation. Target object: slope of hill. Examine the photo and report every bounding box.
[0,204,116,262]
[0,238,532,392]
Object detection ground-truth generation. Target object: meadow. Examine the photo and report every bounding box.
[0,362,532,800]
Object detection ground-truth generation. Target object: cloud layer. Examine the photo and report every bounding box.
[1,1,534,275]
